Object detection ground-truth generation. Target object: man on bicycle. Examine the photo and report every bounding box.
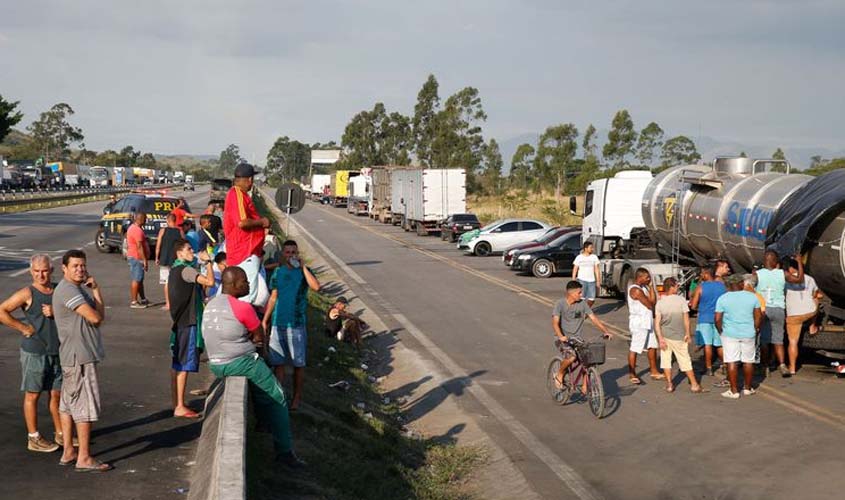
[552,280,613,390]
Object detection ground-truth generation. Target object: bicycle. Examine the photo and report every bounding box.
[546,337,607,419]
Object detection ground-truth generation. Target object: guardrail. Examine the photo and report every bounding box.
[0,183,185,210]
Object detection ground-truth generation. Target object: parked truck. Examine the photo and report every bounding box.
[309,174,331,200]
[396,168,466,236]
[62,164,91,186]
[370,166,398,223]
[329,170,359,207]
[576,157,845,354]
[347,172,371,216]
[174,171,185,183]
[90,166,113,186]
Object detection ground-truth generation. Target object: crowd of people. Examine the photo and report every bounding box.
[560,241,824,399]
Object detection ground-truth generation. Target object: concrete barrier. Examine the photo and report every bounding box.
[187,376,248,500]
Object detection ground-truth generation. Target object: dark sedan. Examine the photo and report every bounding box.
[512,230,583,278]
[439,213,481,242]
[502,226,579,267]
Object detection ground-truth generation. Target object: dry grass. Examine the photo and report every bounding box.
[467,191,584,227]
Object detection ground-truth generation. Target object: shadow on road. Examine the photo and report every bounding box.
[592,301,625,315]
[402,370,487,425]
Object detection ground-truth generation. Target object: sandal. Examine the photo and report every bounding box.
[649,374,666,381]
[75,460,113,473]
[690,386,709,394]
[59,456,77,466]
[174,410,201,419]
[629,377,642,385]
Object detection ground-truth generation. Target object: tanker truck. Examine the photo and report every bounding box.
[575,157,845,353]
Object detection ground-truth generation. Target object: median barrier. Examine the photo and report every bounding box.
[187,376,247,500]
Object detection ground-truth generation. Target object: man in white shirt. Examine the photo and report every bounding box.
[572,241,601,307]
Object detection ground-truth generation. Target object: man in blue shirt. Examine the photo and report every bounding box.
[715,275,763,399]
[261,240,320,410]
[756,249,804,377]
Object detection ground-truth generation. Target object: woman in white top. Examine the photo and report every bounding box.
[572,241,601,306]
[784,259,822,376]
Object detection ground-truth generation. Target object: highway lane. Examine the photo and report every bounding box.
[0,187,212,499]
[285,195,845,500]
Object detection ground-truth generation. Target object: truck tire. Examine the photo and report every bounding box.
[801,330,845,351]
[474,241,492,257]
[95,228,113,253]
[532,259,555,278]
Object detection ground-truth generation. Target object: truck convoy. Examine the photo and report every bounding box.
[369,166,395,223]
[388,168,466,236]
[577,156,845,352]
[329,170,360,207]
[347,171,372,216]
[309,174,331,199]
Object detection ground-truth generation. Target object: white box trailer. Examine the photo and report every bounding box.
[401,168,466,236]
[310,174,331,198]
[390,168,408,225]
[347,174,371,216]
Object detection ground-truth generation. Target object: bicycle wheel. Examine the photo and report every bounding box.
[587,366,606,418]
[547,357,573,405]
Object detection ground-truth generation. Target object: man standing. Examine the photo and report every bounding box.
[627,268,662,384]
[203,267,304,467]
[155,213,184,311]
[261,240,320,411]
[572,241,601,307]
[53,250,111,472]
[689,266,727,377]
[784,259,822,376]
[168,240,215,418]
[655,278,704,393]
[126,212,150,309]
[223,163,270,266]
[715,274,763,399]
[170,198,197,227]
[0,254,63,453]
[756,250,804,376]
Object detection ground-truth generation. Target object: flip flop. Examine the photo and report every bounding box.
[690,387,710,394]
[650,374,666,380]
[174,410,201,419]
[629,377,642,385]
[59,457,77,466]
[75,461,113,473]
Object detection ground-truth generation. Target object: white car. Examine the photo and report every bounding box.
[464,218,552,256]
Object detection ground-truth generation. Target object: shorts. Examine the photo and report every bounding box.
[20,351,62,393]
[578,280,597,300]
[695,322,723,347]
[786,312,817,341]
[159,266,170,285]
[128,257,145,282]
[59,363,101,423]
[760,307,785,344]
[554,339,576,359]
[172,325,200,372]
[629,328,658,354]
[268,325,307,368]
[722,337,757,364]
[659,338,693,372]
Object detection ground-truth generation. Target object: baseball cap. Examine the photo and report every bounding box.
[234,162,256,178]
[335,296,349,305]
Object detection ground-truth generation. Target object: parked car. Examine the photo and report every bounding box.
[512,230,583,278]
[463,219,551,257]
[502,226,579,267]
[183,182,195,191]
[96,193,190,256]
[439,213,481,242]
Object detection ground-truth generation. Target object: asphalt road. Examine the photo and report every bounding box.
[282,194,845,500]
[0,186,213,499]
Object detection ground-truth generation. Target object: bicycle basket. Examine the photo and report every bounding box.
[579,342,606,366]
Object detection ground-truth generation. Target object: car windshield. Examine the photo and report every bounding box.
[141,198,186,214]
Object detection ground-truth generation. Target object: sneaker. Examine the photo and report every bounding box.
[275,451,306,468]
[721,390,740,400]
[130,301,147,309]
[742,388,757,396]
[779,364,790,377]
[28,435,60,453]
[54,432,79,447]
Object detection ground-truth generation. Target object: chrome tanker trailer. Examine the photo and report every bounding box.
[582,157,845,352]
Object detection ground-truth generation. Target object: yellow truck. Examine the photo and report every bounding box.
[329,170,359,207]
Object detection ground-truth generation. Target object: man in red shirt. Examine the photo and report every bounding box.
[170,198,197,227]
[224,163,270,266]
[126,212,150,308]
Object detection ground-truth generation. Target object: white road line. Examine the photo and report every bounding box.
[10,267,30,277]
[286,212,603,500]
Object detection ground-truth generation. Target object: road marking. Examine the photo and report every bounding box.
[283,205,603,500]
[9,254,63,277]
[311,203,845,434]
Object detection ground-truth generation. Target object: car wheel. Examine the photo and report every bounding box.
[95,228,113,253]
[532,258,554,278]
[474,241,492,257]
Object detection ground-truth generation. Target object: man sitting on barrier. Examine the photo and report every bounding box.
[202,266,304,468]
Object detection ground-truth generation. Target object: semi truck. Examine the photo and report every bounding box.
[329,170,359,207]
[575,157,845,353]
[347,172,371,216]
[174,171,185,183]
[62,164,92,186]
[309,174,331,199]
[396,168,466,236]
[370,166,398,223]
[90,166,113,186]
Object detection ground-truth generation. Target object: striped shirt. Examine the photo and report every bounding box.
[53,279,105,367]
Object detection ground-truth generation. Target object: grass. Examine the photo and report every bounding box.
[466,190,584,227]
[249,192,485,500]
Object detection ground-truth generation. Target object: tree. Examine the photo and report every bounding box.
[412,75,441,166]
[137,152,157,170]
[582,124,598,160]
[739,151,747,158]
[311,141,338,150]
[480,138,503,195]
[536,123,579,199]
[27,103,84,161]
[340,103,414,168]
[660,135,701,168]
[635,122,664,168]
[0,94,23,143]
[218,144,243,176]
[118,145,140,168]
[772,148,786,160]
[810,155,823,169]
[94,149,119,167]
[509,143,535,191]
[602,110,637,168]
[265,137,310,183]
[429,86,487,172]
[73,148,97,165]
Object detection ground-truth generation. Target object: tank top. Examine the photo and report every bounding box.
[158,227,181,266]
[22,285,60,355]
[627,284,654,332]
[697,280,727,324]
[756,268,786,309]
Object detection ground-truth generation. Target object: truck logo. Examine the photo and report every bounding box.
[663,195,676,226]
[724,201,772,241]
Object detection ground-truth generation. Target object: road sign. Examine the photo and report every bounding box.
[275,183,306,215]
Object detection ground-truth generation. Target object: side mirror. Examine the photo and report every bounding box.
[569,196,578,216]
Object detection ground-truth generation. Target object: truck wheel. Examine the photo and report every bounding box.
[532,259,555,278]
[95,228,113,254]
[474,241,492,257]
[801,330,845,351]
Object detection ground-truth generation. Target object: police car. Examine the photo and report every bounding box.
[95,192,191,256]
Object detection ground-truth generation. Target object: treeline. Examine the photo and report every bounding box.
[0,95,215,180]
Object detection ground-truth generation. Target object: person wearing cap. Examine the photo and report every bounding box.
[324,297,369,349]
[715,274,763,399]
[223,163,270,267]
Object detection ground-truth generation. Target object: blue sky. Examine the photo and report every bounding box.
[1,1,842,163]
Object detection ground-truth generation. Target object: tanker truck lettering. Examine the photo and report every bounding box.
[725,202,773,240]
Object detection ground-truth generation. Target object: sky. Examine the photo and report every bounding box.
[1,0,843,164]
